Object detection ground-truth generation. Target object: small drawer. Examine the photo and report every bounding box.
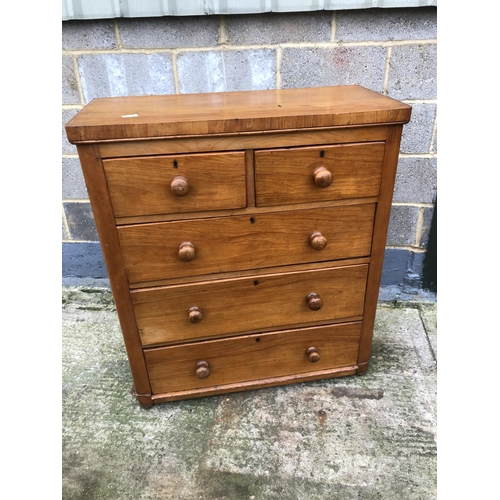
[118,203,375,284]
[144,322,361,395]
[133,264,368,346]
[102,151,246,217]
[254,142,385,206]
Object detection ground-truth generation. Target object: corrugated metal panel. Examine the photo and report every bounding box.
[62,0,437,20]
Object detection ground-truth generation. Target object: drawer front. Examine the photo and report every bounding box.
[102,151,246,217]
[118,203,375,284]
[254,142,385,206]
[133,264,368,346]
[144,322,362,395]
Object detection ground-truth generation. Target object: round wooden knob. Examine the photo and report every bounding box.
[309,232,327,250]
[196,360,210,379]
[306,347,320,363]
[178,242,196,262]
[306,292,323,311]
[188,306,203,324]
[313,166,333,188]
[170,175,189,196]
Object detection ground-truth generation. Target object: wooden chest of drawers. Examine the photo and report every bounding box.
[66,85,411,406]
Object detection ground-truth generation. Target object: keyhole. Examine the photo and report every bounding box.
[173,160,178,168]
[320,150,325,158]
[250,217,255,224]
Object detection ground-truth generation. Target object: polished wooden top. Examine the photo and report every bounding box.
[65,85,412,143]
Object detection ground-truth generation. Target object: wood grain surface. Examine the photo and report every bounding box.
[74,145,152,401]
[358,125,404,370]
[144,322,362,394]
[118,203,376,284]
[103,151,246,217]
[65,86,411,143]
[132,264,368,346]
[66,86,411,404]
[97,126,389,158]
[255,141,385,206]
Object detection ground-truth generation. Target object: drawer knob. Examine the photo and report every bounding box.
[313,166,333,188]
[306,292,323,311]
[309,232,328,250]
[306,347,321,363]
[178,242,196,262]
[196,360,210,379]
[188,306,203,323]
[170,175,189,196]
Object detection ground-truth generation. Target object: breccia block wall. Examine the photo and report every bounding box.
[62,7,437,289]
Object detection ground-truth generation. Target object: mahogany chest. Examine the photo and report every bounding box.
[65,86,411,406]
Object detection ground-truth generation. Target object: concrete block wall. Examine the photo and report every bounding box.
[62,7,437,289]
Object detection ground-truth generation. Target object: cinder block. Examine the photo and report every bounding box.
[281,46,386,90]
[62,242,107,278]
[62,20,117,50]
[336,7,437,42]
[393,157,437,204]
[177,49,276,94]
[62,109,80,154]
[62,213,69,239]
[225,12,332,45]
[62,56,80,104]
[77,53,175,102]
[62,157,87,199]
[400,103,436,154]
[387,205,420,247]
[401,251,425,287]
[63,202,98,241]
[420,207,435,249]
[388,44,437,100]
[381,248,409,286]
[118,16,219,48]
[410,252,426,276]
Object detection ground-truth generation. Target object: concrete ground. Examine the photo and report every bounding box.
[62,286,437,500]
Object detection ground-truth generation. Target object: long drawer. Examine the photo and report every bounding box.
[254,142,385,206]
[133,263,368,346]
[118,203,376,284]
[144,322,362,395]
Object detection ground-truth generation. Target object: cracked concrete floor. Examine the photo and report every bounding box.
[62,287,437,500]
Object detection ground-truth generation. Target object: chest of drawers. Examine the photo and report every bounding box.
[66,85,411,407]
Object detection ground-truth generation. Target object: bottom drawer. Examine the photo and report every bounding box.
[144,322,361,397]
